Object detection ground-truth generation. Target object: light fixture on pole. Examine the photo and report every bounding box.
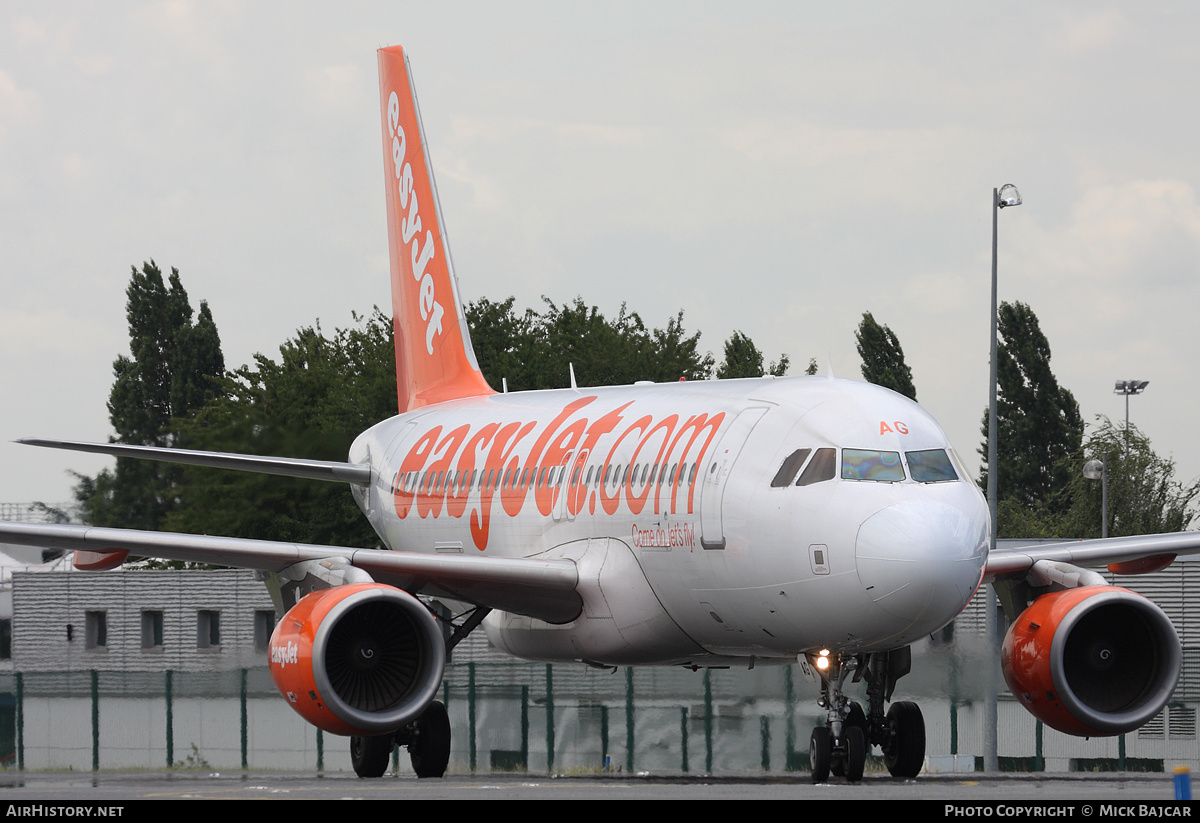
[985,183,1021,773]
[1114,380,1149,434]
[1084,457,1109,539]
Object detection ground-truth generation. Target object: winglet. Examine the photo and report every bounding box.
[378,46,494,412]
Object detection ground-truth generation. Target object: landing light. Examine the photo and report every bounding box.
[816,650,831,670]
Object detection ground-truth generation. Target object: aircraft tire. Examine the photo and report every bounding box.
[830,701,868,777]
[351,734,393,778]
[409,700,451,778]
[809,726,831,784]
[845,726,866,782]
[883,701,925,778]
[846,701,868,739]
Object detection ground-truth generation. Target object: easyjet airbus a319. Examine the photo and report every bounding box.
[3,46,1197,782]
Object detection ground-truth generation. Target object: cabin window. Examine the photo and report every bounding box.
[906,449,959,483]
[770,449,812,488]
[842,449,905,482]
[796,448,837,486]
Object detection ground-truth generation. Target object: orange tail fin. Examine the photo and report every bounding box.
[378,46,494,412]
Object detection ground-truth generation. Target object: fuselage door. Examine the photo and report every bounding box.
[699,406,768,549]
[552,449,577,522]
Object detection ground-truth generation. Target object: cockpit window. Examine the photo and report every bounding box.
[770,449,812,488]
[796,448,837,486]
[841,449,905,482]
[906,449,959,483]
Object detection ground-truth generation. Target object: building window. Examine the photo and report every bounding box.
[141,610,164,649]
[254,610,275,653]
[197,610,220,649]
[85,611,107,650]
[0,618,10,660]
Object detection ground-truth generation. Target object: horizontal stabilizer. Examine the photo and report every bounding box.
[17,438,371,485]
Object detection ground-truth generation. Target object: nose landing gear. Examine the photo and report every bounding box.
[804,647,924,783]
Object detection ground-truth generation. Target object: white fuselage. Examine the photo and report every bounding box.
[349,375,989,667]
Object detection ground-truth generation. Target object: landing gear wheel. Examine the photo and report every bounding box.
[883,701,925,778]
[846,701,868,739]
[829,702,866,778]
[845,726,866,782]
[409,700,451,778]
[809,726,831,784]
[350,734,393,778]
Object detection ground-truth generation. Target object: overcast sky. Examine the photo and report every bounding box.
[2,2,1198,517]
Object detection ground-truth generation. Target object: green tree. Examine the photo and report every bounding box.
[465,297,714,389]
[716,331,789,379]
[978,301,1083,534]
[1058,419,1199,538]
[75,262,224,530]
[465,297,537,392]
[855,312,915,400]
[168,309,396,546]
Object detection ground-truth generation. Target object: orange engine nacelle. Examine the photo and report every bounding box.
[268,582,446,737]
[1002,585,1181,737]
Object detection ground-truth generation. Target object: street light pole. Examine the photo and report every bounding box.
[1084,457,1109,539]
[985,183,1020,773]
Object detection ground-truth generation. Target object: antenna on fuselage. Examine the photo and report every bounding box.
[502,377,509,394]
[569,363,578,390]
[826,354,835,379]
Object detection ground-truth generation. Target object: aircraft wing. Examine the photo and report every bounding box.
[984,531,1200,580]
[17,438,371,485]
[0,521,582,624]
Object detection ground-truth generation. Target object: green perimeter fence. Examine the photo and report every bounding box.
[0,660,1189,774]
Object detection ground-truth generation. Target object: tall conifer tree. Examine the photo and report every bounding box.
[855,312,916,400]
[75,262,224,530]
[978,301,1083,529]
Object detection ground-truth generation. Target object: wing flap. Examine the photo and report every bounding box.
[0,521,581,624]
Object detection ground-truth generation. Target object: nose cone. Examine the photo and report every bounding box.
[855,500,988,637]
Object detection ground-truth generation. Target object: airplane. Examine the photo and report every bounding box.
[1,44,1196,783]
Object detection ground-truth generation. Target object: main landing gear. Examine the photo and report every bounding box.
[350,700,453,778]
[348,604,488,779]
[805,647,925,783]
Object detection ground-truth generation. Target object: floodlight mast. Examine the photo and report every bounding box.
[1114,380,1149,435]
